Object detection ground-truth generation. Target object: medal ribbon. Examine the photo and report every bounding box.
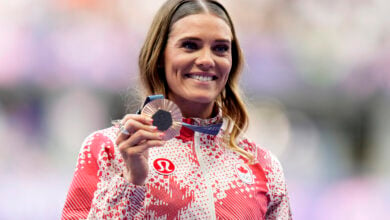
[138,95,222,135]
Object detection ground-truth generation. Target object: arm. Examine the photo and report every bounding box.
[61,130,147,219]
[61,131,101,219]
[260,150,292,219]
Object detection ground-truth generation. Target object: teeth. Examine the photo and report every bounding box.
[189,75,214,81]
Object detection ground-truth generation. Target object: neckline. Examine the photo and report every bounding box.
[182,108,222,126]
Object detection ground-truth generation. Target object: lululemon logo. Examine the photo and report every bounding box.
[153,158,175,175]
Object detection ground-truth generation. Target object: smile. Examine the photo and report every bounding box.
[185,74,217,82]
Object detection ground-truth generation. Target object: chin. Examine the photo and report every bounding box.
[168,89,220,105]
[186,94,218,104]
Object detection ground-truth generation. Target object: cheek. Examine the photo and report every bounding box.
[219,60,232,90]
[165,71,179,91]
[166,55,192,75]
[219,58,232,79]
[165,58,188,88]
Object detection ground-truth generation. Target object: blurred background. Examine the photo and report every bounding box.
[1,0,389,219]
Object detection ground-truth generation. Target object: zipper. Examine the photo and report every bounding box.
[194,132,216,220]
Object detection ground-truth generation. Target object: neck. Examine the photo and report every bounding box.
[181,103,217,119]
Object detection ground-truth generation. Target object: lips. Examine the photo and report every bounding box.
[184,73,218,82]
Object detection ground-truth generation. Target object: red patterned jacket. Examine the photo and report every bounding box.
[62,115,292,219]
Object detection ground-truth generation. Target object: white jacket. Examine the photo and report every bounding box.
[62,115,292,219]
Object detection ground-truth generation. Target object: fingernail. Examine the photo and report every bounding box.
[150,126,157,130]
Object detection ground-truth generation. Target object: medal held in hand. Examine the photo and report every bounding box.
[113,95,222,140]
[141,99,182,140]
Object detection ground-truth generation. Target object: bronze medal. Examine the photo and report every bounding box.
[141,99,182,140]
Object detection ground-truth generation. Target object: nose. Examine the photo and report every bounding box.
[195,48,215,70]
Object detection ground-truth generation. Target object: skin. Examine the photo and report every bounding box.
[165,14,233,119]
[116,13,233,185]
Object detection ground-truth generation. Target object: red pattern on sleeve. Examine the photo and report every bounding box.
[62,128,148,219]
[61,132,103,219]
[257,144,292,219]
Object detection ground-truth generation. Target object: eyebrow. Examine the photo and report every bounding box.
[178,37,231,43]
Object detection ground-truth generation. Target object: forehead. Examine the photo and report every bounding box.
[169,13,232,40]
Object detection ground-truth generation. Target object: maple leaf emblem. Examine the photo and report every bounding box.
[237,166,248,173]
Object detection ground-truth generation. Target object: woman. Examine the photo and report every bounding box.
[62,0,292,219]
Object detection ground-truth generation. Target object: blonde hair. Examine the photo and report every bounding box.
[138,0,253,161]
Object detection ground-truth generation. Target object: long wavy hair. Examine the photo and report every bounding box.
[138,0,252,161]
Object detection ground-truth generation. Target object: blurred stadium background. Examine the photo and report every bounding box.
[1,0,389,219]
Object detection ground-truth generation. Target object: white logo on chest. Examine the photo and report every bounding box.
[235,163,254,184]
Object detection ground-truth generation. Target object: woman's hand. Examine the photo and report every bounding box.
[115,114,165,185]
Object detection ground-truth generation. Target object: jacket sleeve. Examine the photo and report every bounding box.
[260,150,292,220]
[61,130,147,219]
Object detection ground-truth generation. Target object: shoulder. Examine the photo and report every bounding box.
[236,136,275,164]
[78,126,118,157]
[84,126,117,144]
[238,135,290,201]
[237,136,286,184]
[72,126,120,176]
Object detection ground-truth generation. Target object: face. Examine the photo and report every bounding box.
[163,13,233,117]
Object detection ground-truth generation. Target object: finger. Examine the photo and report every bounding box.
[116,119,157,145]
[125,118,157,134]
[118,129,163,151]
[122,114,153,126]
[113,114,153,134]
[123,140,166,156]
[126,130,164,147]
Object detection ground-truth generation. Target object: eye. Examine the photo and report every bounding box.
[181,41,198,50]
[213,44,230,53]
